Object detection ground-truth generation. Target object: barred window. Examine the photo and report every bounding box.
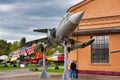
[91,35,109,63]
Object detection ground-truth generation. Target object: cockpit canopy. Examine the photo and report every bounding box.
[63,12,73,18]
[59,12,73,26]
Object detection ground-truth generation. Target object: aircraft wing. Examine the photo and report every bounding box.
[68,38,95,51]
[33,29,48,33]
[2,56,12,63]
[26,37,48,46]
[10,55,19,62]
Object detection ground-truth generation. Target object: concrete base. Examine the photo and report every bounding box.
[39,69,50,78]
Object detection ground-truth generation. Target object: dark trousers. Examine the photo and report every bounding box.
[75,69,78,79]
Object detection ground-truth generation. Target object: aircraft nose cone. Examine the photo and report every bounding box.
[70,11,84,24]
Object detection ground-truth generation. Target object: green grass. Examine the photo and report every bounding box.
[0,63,64,73]
[0,63,35,70]
[0,64,20,70]
[47,68,64,73]
[38,67,64,73]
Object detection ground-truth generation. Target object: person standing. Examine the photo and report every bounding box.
[70,61,76,78]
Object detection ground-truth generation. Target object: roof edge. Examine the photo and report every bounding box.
[67,0,93,12]
[72,27,120,36]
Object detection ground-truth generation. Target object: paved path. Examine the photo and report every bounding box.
[0,69,120,80]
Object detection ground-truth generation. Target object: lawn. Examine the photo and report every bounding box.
[0,63,35,70]
[0,63,64,73]
[47,68,64,73]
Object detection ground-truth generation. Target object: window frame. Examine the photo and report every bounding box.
[91,35,109,64]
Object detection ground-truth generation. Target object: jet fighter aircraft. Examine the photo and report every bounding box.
[20,11,94,51]
[47,51,64,62]
[47,51,64,69]
[2,45,35,67]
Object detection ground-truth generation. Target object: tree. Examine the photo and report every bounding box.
[9,41,20,53]
[0,39,20,56]
[0,39,11,55]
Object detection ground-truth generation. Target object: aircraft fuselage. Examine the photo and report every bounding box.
[47,12,84,48]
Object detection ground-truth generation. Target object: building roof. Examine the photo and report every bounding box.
[67,0,120,19]
[67,0,120,33]
[67,0,92,12]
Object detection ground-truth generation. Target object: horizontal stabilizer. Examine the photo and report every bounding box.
[81,39,95,48]
[70,39,95,51]
[33,29,48,33]
[68,39,81,45]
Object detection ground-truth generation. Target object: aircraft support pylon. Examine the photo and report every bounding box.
[62,40,69,80]
[39,52,50,78]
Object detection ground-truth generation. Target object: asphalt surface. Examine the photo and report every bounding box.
[0,69,120,80]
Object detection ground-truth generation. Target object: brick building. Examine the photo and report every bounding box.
[68,0,120,76]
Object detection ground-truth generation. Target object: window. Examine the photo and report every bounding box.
[91,35,109,63]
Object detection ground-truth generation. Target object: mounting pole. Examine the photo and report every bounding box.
[62,40,69,80]
[39,46,50,78]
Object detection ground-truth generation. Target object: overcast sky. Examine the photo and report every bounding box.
[0,0,83,42]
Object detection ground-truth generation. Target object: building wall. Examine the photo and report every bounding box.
[69,36,78,61]
[68,0,120,75]
[109,34,120,71]
[69,34,120,75]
